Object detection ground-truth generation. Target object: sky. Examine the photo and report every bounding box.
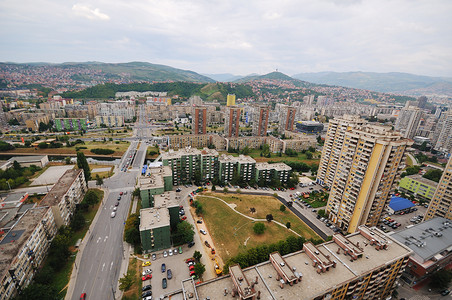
[1,0,451,77]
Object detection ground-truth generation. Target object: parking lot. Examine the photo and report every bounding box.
[379,205,428,233]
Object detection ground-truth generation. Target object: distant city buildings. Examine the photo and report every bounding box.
[394,106,423,139]
[192,106,207,135]
[224,106,241,138]
[251,105,269,136]
[278,105,297,133]
[226,94,236,106]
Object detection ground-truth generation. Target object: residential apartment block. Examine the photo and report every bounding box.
[98,101,135,121]
[179,226,412,300]
[424,156,452,221]
[278,105,297,133]
[226,94,236,106]
[394,106,423,139]
[218,154,256,183]
[319,119,412,233]
[95,115,124,127]
[224,106,241,138]
[193,106,207,134]
[0,207,57,300]
[252,105,269,136]
[398,174,438,201]
[139,166,173,208]
[317,115,365,189]
[432,110,452,154]
[38,169,87,227]
[255,162,292,185]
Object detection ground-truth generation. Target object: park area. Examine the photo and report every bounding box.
[195,192,319,261]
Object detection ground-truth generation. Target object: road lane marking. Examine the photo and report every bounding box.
[102,263,105,272]
[97,237,101,243]
[110,262,114,270]
[104,236,108,242]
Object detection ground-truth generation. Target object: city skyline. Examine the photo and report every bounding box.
[1,0,451,77]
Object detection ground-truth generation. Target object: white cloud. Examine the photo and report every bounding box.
[72,3,110,21]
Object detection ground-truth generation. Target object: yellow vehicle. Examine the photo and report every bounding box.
[214,258,222,275]
[142,261,152,267]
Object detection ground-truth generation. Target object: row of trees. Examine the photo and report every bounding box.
[0,162,41,190]
[223,235,322,274]
[90,148,115,155]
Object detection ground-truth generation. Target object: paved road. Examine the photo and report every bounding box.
[69,144,140,300]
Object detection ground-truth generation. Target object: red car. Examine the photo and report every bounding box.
[119,192,123,196]
[190,271,196,276]
[80,293,87,300]
[189,265,195,271]
[181,216,187,221]
[186,258,194,264]
[142,274,152,281]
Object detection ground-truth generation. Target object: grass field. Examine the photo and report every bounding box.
[196,193,319,261]
[121,258,141,300]
[405,155,413,167]
[90,164,114,179]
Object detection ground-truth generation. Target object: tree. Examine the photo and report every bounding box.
[253,222,266,234]
[71,212,85,231]
[132,187,141,198]
[177,221,195,243]
[193,250,202,262]
[211,185,216,191]
[95,174,104,186]
[194,262,206,278]
[280,204,286,212]
[429,269,452,290]
[76,152,91,182]
[318,209,326,218]
[423,169,443,183]
[12,160,21,170]
[223,187,229,193]
[286,222,291,229]
[266,214,273,222]
[65,157,71,165]
[16,283,58,300]
[38,122,48,132]
[306,152,313,159]
[125,227,141,245]
[119,268,136,291]
[83,190,99,206]
[33,265,55,285]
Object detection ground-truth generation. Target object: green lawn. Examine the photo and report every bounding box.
[197,193,319,261]
[301,191,329,208]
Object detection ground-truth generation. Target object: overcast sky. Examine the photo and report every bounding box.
[1,0,451,77]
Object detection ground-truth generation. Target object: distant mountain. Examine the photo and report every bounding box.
[292,71,452,96]
[202,73,245,82]
[234,71,314,88]
[1,61,215,83]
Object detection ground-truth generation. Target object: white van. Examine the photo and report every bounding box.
[111,212,116,218]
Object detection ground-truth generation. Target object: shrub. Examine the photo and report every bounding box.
[253,222,266,234]
[90,148,115,155]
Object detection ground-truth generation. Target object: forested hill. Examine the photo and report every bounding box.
[62,82,255,102]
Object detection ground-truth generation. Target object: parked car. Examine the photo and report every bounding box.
[188,241,195,248]
[181,216,187,221]
[111,212,116,218]
[441,289,450,296]
[162,278,167,289]
[142,291,152,298]
[80,293,87,300]
[167,269,173,279]
[152,253,157,260]
[161,263,166,273]
[200,229,207,235]
[178,246,183,254]
[142,261,152,267]
[142,284,152,291]
[141,274,152,281]
[163,251,168,257]
[169,249,173,256]
[197,220,203,224]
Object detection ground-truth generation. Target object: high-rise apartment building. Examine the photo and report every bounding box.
[394,106,423,139]
[278,105,297,133]
[432,110,452,153]
[317,115,365,188]
[226,94,236,106]
[424,156,452,221]
[252,105,269,136]
[224,106,241,138]
[193,106,207,135]
[303,94,315,105]
[320,120,412,233]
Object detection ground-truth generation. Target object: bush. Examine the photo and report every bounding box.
[280,204,286,212]
[253,222,266,234]
[90,148,115,155]
[266,214,273,222]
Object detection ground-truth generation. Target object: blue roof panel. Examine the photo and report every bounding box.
[389,196,415,212]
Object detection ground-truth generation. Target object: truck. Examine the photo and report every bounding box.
[214,258,222,275]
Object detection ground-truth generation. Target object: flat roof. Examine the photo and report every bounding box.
[161,147,202,160]
[389,196,415,212]
[255,162,291,171]
[189,226,412,300]
[139,207,170,231]
[154,192,179,208]
[39,169,82,207]
[219,154,256,164]
[391,217,452,263]
[8,155,47,163]
[406,174,438,188]
[0,207,49,282]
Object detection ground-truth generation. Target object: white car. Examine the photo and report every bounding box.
[200,229,207,235]
[113,207,117,211]
[169,249,173,256]
[111,212,116,218]
[163,251,168,258]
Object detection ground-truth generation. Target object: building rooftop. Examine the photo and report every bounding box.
[178,226,412,300]
[39,169,82,207]
[389,196,415,212]
[8,155,47,163]
[154,192,180,208]
[219,154,256,164]
[406,174,438,188]
[200,148,219,157]
[139,207,170,231]
[391,217,452,263]
[139,166,171,190]
[0,207,49,282]
[161,147,202,160]
[255,162,291,171]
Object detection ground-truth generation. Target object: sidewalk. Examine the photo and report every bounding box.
[65,187,110,300]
